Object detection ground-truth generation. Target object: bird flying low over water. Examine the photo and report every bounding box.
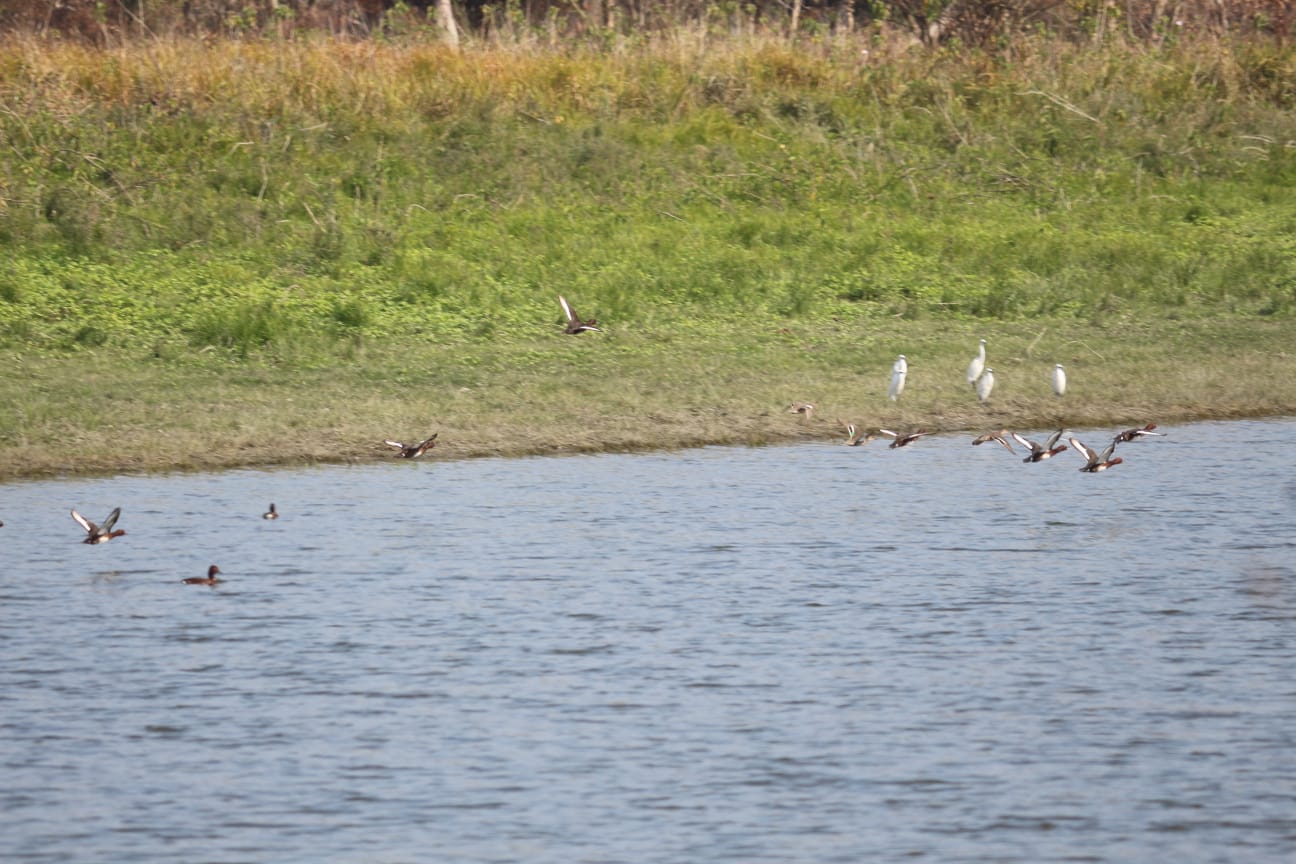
[889,355,907,402]
[972,429,1015,453]
[967,339,987,388]
[1011,429,1068,463]
[71,507,125,544]
[880,428,930,449]
[558,295,601,334]
[384,434,439,459]
[1113,423,1165,443]
[182,565,224,586]
[1070,437,1123,472]
[1052,363,1067,398]
[788,402,815,420]
[843,424,880,446]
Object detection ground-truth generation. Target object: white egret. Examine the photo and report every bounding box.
[966,338,987,387]
[1052,363,1067,398]
[889,354,907,402]
[976,367,995,403]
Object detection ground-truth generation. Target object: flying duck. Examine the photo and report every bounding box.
[879,428,930,449]
[1113,423,1164,443]
[1010,429,1068,463]
[788,402,816,420]
[384,434,438,459]
[843,423,880,446]
[559,295,601,334]
[1070,436,1123,472]
[71,507,125,544]
[971,429,1015,453]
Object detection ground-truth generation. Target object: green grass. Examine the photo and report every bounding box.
[1,32,1294,477]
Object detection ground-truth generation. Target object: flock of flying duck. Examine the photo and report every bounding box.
[46,300,1160,583]
[797,334,1165,471]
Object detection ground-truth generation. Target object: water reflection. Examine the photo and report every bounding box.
[1,419,1295,862]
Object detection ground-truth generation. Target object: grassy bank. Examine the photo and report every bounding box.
[1,32,1295,478]
[3,314,1294,479]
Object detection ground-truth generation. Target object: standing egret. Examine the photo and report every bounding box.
[1052,363,1067,398]
[889,355,907,402]
[976,368,995,403]
[966,339,987,388]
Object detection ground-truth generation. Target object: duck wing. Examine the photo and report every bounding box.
[98,507,121,533]
[1044,428,1066,449]
[558,295,578,325]
[1068,437,1097,465]
[383,440,406,451]
[70,508,95,535]
[1010,432,1039,453]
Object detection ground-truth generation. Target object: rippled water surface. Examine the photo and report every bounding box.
[3,419,1295,863]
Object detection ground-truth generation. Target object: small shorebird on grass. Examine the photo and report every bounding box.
[384,434,439,459]
[1070,437,1123,472]
[182,565,224,586]
[558,295,601,334]
[71,507,125,544]
[1113,423,1165,443]
[972,429,1015,453]
[879,428,931,449]
[1011,429,1068,463]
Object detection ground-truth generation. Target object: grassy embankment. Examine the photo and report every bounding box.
[1,32,1295,478]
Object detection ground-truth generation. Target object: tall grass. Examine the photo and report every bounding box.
[1,31,1294,359]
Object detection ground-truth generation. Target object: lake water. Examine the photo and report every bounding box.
[2,419,1294,863]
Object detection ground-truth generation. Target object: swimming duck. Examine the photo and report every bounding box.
[971,429,1015,453]
[559,295,601,334]
[788,402,815,420]
[263,503,279,520]
[71,507,125,544]
[1070,436,1123,472]
[843,423,880,446]
[879,428,930,449]
[182,565,224,586]
[966,339,987,388]
[384,434,438,459]
[1010,429,1068,463]
[1113,423,1164,443]
[889,355,907,402]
